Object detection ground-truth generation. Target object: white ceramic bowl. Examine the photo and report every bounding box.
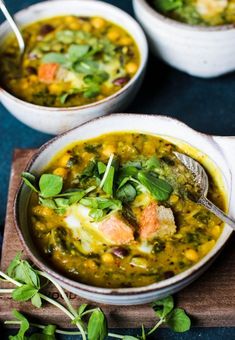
[133,0,235,78]
[0,1,148,134]
[14,114,235,305]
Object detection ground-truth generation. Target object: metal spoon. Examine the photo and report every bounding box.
[0,0,25,55]
[174,151,235,230]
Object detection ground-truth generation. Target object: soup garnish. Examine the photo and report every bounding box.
[149,0,235,26]
[0,16,139,107]
[23,133,225,288]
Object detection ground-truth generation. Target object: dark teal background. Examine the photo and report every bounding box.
[1,0,235,338]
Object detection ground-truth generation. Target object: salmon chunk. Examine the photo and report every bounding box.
[98,212,134,245]
[140,202,176,240]
[38,63,59,83]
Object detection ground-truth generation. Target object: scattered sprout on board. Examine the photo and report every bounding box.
[0,253,191,339]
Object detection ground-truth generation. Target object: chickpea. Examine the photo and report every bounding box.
[199,240,215,255]
[119,36,133,46]
[29,75,38,83]
[107,28,121,42]
[58,153,71,167]
[53,167,68,179]
[35,221,46,231]
[68,22,81,30]
[102,144,115,157]
[211,225,221,238]
[84,259,98,270]
[23,59,31,67]
[184,249,199,262]
[20,79,29,90]
[32,205,53,217]
[91,17,106,29]
[65,16,77,24]
[170,194,179,204]
[102,253,114,265]
[143,141,156,154]
[82,22,92,32]
[48,83,63,95]
[125,62,138,74]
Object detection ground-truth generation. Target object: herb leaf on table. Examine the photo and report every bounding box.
[9,310,30,340]
[87,309,108,340]
[0,254,191,339]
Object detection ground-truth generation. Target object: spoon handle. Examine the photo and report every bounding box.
[0,0,25,54]
[199,196,235,230]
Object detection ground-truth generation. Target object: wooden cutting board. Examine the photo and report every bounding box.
[0,149,235,328]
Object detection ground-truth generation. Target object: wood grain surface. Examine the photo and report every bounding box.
[0,149,235,328]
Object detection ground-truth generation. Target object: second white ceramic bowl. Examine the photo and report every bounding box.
[0,1,148,134]
[133,0,235,78]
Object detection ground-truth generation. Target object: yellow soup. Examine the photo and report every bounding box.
[0,16,140,107]
[27,133,225,288]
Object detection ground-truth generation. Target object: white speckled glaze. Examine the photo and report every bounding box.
[15,114,235,305]
[133,0,235,78]
[0,1,148,134]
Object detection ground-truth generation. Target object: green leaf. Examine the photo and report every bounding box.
[98,162,106,174]
[154,0,183,12]
[31,292,42,308]
[42,52,67,64]
[9,310,30,340]
[43,325,57,336]
[118,166,138,188]
[78,303,88,316]
[80,197,98,209]
[80,197,121,211]
[141,324,147,340]
[7,253,22,278]
[81,160,97,177]
[166,308,191,332]
[137,171,173,201]
[29,325,57,340]
[68,191,86,205]
[68,44,90,62]
[89,208,104,221]
[103,165,114,196]
[54,198,69,208]
[55,208,67,216]
[74,60,98,74]
[39,174,63,198]
[83,84,100,98]
[21,172,38,193]
[12,284,38,302]
[84,71,109,85]
[123,337,139,340]
[88,309,108,340]
[116,183,136,203]
[7,257,40,288]
[39,197,57,209]
[15,262,39,288]
[152,296,174,319]
[60,92,70,104]
[144,155,160,170]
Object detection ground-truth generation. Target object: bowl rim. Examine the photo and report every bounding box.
[13,113,233,296]
[0,0,148,113]
[134,0,235,32]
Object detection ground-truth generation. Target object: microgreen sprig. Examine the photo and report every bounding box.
[0,254,191,339]
[21,172,95,214]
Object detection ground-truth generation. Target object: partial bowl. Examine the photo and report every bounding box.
[133,0,235,78]
[0,1,148,135]
[14,113,235,305]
